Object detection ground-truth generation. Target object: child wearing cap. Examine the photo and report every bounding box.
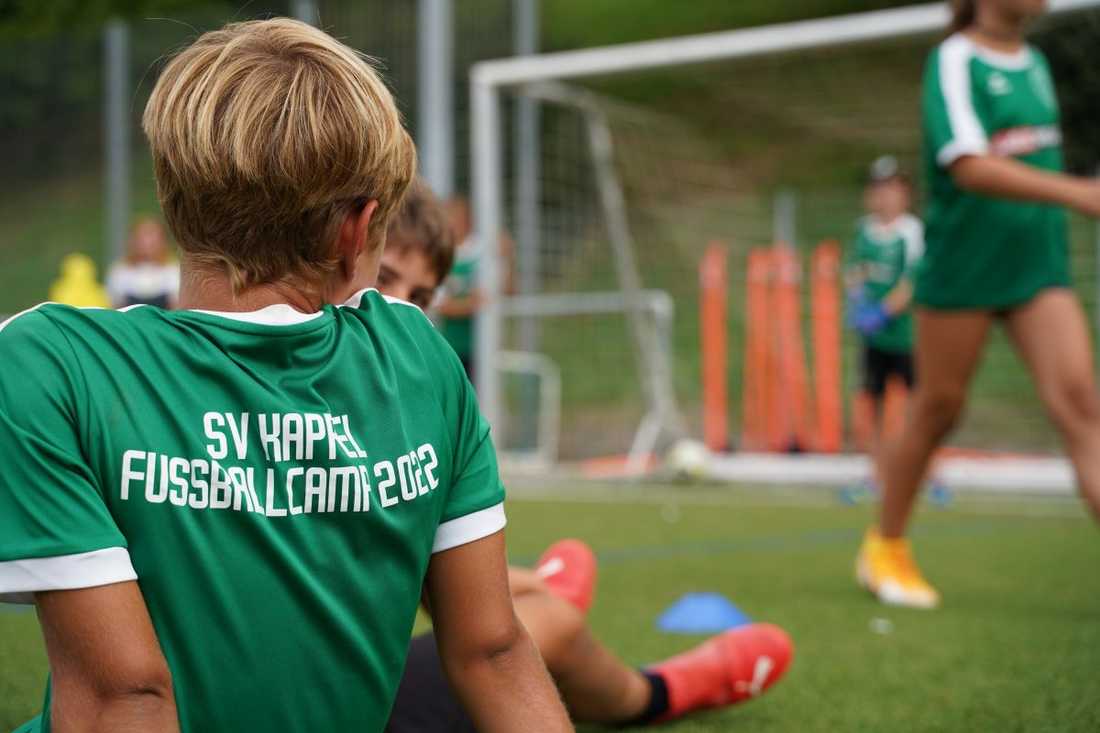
[846,156,925,476]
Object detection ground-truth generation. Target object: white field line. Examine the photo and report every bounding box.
[703,452,1076,493]
[503,484,1087,519]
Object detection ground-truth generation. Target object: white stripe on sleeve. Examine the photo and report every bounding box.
[0,547,138,604]
[900,214,925,267]
[432,502,507,553]
[937,35,988,167]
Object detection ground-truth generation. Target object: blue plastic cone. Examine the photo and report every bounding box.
[657,592,753,634]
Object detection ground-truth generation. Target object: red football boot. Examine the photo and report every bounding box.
[649,623,793,722]
[535,539,598,614]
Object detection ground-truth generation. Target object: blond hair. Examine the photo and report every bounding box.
[143,18,416,292]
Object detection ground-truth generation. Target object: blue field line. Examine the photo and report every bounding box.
[513,521,1002,568]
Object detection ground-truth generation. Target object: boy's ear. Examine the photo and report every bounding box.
[338,200,380,278]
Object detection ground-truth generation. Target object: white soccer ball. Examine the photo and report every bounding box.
[665,438,710,481]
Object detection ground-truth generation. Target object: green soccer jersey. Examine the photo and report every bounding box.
[440,238,479,359]
[918,34,1070,309]
[849,213,925,353]
[0,290,506,733]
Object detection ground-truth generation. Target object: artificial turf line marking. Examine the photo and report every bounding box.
[505,488,1087,518]
[512,520,1009,568]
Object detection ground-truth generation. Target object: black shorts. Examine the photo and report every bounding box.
[861,345,914,398]
[385,633,474,733]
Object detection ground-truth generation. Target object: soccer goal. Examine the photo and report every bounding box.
[470,1,1100,487]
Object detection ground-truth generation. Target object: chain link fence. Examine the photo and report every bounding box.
[0,0,514,316]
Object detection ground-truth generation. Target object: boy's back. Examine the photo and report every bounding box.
[0,290,504,732]
[0,17,571,732]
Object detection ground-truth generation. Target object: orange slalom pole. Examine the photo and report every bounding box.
[811,240,843,453]
[741,248,772,451]
[700,242,729,452]
[772,245,811,452]
[768,247,792,451]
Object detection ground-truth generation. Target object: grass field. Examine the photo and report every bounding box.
[2,484,1098,732]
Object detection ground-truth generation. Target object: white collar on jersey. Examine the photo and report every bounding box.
[184,288,423,326]
[955,33,1033,70]
[188,303,327,326]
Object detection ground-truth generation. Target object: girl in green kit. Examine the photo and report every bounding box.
[858,0,1100,609]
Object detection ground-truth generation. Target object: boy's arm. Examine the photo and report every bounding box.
[435,290,484,317]
[881,278,914,316]
[880,216,922,317]
[36,582,179,733]
[426,531,573,733]
[951,155,1100,218]
[843,230,867,295]
[844,263,867,294]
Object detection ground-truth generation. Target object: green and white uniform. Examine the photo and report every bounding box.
[919,34,1069,309]
[850,213,924,353]
[0,290,506,733]
[441,238,479,362]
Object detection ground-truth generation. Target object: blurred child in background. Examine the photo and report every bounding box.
[436,197,483,379]
[106,216,180,309]
[436,196,514,382]
[846,156,924,493]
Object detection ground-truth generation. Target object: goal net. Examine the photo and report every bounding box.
[472,1,1100,486]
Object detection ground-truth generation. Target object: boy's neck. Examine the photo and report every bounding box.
[871,212,904,228]
[968,8,1029,53]
[177,263,329,314]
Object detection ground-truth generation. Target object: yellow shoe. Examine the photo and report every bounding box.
[856,528,941,609]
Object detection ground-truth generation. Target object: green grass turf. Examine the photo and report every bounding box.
[2,485,1098,731]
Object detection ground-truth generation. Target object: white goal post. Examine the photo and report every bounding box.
[469,0,1100,481]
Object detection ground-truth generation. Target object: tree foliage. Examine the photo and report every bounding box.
[0,0,215,37]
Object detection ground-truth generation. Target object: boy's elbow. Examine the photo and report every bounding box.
[90,657,174,703]
[948,156,987,191]
[115,675,175,702]
[449,616,528,669]
[53,665,175,732]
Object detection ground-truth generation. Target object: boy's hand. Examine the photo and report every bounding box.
[853,301,890,336]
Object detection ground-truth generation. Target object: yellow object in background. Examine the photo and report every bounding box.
[48,253,111,308]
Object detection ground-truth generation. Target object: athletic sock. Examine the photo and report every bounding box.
[621,670,670,726]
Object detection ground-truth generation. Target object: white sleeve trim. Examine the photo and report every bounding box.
[937,139,988,168]
[432,502,506,553]
[937,35,988,168]
[0,547,138,604]
[900,214,925,267]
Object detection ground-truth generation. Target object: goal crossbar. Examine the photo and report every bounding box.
[470,0,1100,431]
[471,0,1099,88]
